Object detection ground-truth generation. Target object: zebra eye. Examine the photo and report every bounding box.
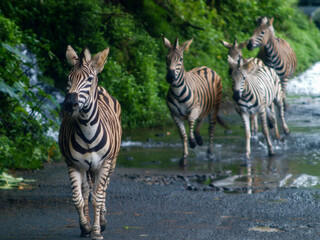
[180,57,183,61]
[261,30,265,34]
[88,77,93,82]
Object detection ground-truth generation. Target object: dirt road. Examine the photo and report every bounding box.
[1,162,320,240]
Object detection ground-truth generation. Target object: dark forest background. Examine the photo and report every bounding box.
[1,0,319,169]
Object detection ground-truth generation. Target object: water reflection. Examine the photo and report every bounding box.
[118,95,320,193]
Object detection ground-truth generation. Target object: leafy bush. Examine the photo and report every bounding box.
[0,15,60,170]
[0,0,320,169]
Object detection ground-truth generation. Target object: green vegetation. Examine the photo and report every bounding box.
[0,0,320,169]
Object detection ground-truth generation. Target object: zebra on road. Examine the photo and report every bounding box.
[59,46,122,240]
[163,36,223,167]
[227,56,290,159]
[221,39,265,136]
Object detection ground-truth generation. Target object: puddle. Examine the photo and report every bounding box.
[118,63,320,193]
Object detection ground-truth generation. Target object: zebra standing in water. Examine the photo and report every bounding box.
[227,56,290,159]
[59,46,122,240]
[221,39,265,136]
[163,36,222,167]
[247,17,297,95]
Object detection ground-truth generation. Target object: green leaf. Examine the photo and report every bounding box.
[1,43,32,63]
[0,79,19,99]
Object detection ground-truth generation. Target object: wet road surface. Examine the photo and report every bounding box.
[1,162,320,240]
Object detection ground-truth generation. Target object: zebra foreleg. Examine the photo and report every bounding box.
[194,119,204,146]
[90,164,112,240]
[81,174,91,237]
[266,104,282,141]
[241,113,251,159]
[173,116,189,166]
[100,176,111,233]
[67,166,91,237]
[260,111,275,156]
[188,109,201,149]
[250,114,258,138]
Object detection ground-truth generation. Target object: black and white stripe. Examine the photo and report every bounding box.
[228,56,290,159]
[221,39,265,137]
[59,46,121,239]
[247,17,297,93]
[163,36,223,166]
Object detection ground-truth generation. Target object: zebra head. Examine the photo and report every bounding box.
[162,35,193,84]
[228,56,254,102]
[247,17,275,50]
[221,39,248,74]
[63,45,109,116]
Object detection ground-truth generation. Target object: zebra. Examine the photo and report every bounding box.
[59,46,122,240]
[221,39,265,137]
[247,17,297,95]
[227,55,290,159]
[163,36,222,166]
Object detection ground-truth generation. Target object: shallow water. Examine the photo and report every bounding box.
[118,65,320,193]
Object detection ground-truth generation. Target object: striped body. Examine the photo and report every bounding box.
[228,56,290,158]
[247,17,297,92]
[59,46,121,239]
[221,39,265,136]
[163,36,222,166]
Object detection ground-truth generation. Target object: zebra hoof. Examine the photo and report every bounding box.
[284,129,290,136]
[268,151,275,157]
[179,157,187,167]
[189,138,197,148]
[100,215,106,233]
[195,135,203,146]
[90,226,103,240]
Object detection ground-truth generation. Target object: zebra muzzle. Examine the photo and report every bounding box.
[247,41,254,50]
[166,70,176,84]
[63,92,79,115]
[233,90,241,102]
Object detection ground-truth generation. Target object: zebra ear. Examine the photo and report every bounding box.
[268,17,274,26]
[80,48,92,66]
[174,37,179,49]
[66,45,79,66]
[90,48,110,73]
[181,38,193,52]
[221,40,232,49]
[162,35,172,49]
[238,40,248,49]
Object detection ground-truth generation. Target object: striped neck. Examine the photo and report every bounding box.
[77,86,99,125]
[264,36,277,66]
[170,65,186,95]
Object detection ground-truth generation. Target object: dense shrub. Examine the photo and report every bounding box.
[1,0,320,169]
